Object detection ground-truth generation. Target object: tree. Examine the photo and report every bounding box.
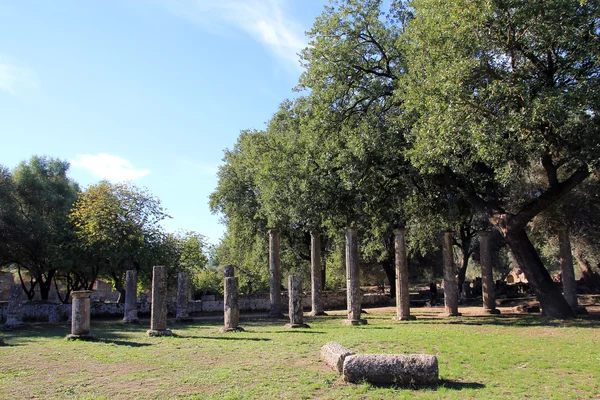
[0,156,79,300]
[404,0,600,318]
[69,181,169,302]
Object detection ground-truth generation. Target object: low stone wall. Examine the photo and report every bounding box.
[0,291,393,322]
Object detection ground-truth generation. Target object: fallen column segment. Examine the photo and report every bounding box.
[321,342,355,374]
[343,354,438,386]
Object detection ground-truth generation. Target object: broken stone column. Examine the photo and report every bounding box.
[67,290,94,340]
[479,231,500,314]
[343,354,439,386]
[147,266,172,337]
[268,228,283,318]
[310,231,326,316]
[4,284,24,329]
[285,274,309,328]
[442,231,461,316]
[123,270,139,323]
[558,226,579,310]
[176,272,192,322]
[393,228,415,321]
[220,266,244,333]
[321,342,355,374]
[344,227,367,325]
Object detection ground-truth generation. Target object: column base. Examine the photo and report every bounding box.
[122,318,140,324]
[442,312,462,317]
[146,329,173,337]
[175,316,194,323]
[284,323,310,329]
[308,311,328,316]
[342,319,368,326]
[219,326,245,333]
[484,308,501,315]
[66,333,95,341]
[393,315,416,321]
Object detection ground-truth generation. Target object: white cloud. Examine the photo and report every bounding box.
[71,153,151,182]
[159,0,307,69]
[0,63,39,95]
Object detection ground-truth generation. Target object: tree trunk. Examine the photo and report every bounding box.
[112,272,126,304]
[456,250,469,294]
[504,227,574,318]
[382,258,396,298]
[573,250,600,290]
[18,265,36,300]
[38,269,56,301]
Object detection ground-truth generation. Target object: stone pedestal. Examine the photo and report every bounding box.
[558,227,579,310]
[442,231,461,317]
[67,291,94,340]
[4,284,24,329]
[123,270,139,323]
[147,266,172,337]
[343,227,367,326]
[176,272,193,323]
[220,268,244,333]
[285,274,310,328]
[479,232,500,314]
[268,228,283,318]
[393,228,415,321]
[310,232,326,316]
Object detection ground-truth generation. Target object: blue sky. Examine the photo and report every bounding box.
[0,0,329,244]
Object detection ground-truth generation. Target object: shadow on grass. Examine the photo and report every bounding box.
[411,313,600,329]
[97,338,153,347]
[366,379,485,391]
[176,334,271,341]
[264,330,325,334]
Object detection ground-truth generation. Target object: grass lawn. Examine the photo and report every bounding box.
[1,306,599,399]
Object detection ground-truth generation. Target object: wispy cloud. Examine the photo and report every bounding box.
[0,63,39,95]
[159,0,307,70]
[71,153,151,182]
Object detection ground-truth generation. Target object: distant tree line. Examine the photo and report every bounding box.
[0,155,212,303]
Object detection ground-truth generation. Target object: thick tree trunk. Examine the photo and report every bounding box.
[112,272,126,304]
[456,251,469,294]
[504,227,574,318]
[38,269,56,301]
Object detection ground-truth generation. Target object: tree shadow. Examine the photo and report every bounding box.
[266,330,326,334]
[412,313,600,329]
[436,379,486,390]
[176,334,271,341]
[97,338,153,347]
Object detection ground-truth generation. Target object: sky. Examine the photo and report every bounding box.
[0,0,330,244]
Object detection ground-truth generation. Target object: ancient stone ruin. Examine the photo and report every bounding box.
[123,269,139,324]
[176,272,193,323]
[67,290,94,341]
[220,266,244,333]
[285,274,309,329]
[147,265,172,337]
[4,283,24,330]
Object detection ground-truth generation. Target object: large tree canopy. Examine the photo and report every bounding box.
[404,0,600,317]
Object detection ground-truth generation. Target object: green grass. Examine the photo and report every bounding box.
[1,308,600,399]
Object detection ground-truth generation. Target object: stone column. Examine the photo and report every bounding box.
[442,231,461,316]
[147,266,172,337]
[4,284,24,329]
[393,228,415,321]
[67,290,94,340]
[285,274,310,328]
[176,272,192,322]
[310,231,326,316]
[221,266,244,332]
[268,228,283,318]
[479,231,500,314]
[123,270,139,323]
[558,226,579,310]
[343,227,367,325]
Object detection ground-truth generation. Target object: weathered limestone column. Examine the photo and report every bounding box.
[558,226,579,310]
[4,284,24,329]
[268,228,283,318]
[67,290,94,340]
[220,266,244,332]
[285,274,310,328]
[310,231,326,316]
[344,227,367,325]
[123,270,139,323]
[147,266,172,337]
[479,231,500,314]
[442,231,461,317]
[176,272,193,322]
[393,228,415,321]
